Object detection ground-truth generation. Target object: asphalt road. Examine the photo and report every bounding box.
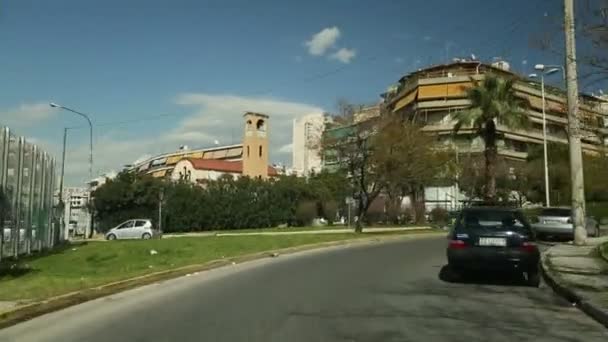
[1,236,606,342]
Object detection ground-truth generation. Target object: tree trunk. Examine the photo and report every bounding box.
[355,195,366,233]
[484,121,498,203]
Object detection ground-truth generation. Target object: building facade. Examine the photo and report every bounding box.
[60,187,90,238]
[383,61,608,161]
[292,113,325,176]
[323,61,607,210]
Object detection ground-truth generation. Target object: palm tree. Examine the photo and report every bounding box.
[453,75,529,202]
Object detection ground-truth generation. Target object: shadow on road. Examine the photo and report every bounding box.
[438,265,529,287]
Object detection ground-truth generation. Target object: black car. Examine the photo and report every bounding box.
[446,207,541,287]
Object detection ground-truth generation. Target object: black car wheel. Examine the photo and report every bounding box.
[445,264,465,283]
[106,234,116,241]
[526,269,541,287]
[142,233,152,240]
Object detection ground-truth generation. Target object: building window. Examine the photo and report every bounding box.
[247,145,250,157]
[259,145,263,157]
[257,119,266,132]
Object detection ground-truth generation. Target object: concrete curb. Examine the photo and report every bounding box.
[0,231,444,329]
[540,247,608,329]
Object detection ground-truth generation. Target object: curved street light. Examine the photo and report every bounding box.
[49,103,93,183]
[529,65,565,208]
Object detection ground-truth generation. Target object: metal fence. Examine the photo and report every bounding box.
[0,125,57,261]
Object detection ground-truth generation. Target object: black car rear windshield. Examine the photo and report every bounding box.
[540,208,571,217]
[458,210,530,231]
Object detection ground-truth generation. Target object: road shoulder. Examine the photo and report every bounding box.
[541,237,608,328]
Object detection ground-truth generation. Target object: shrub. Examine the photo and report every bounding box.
[430,207,449,225]
[365,197,386,225]
[295,201,317,226]
[413,202,427,224]
[321,200,339,224]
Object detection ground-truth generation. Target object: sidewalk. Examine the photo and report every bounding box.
[541,236,608,328]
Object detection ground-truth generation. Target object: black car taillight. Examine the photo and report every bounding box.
[520,241,538,253]
[448,239,468,249]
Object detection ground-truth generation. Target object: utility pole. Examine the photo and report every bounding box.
[59,128,68,239]
[158,188,164,235]
[564,0,587,245]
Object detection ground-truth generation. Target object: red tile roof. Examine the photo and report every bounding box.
[184,158,278,176]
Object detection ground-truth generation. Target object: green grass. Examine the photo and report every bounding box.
[0,231,431,302]
[165,224,428,235]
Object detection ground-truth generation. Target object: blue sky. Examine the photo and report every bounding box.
[0,0,598,185]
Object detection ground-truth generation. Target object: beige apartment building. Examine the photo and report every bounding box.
[382,61,608,160]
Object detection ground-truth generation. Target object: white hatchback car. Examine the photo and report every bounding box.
[105,219,160,240]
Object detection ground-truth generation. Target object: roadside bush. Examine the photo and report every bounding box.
[93,171,351,231]
[385,199,403,225]
[430,207,449,225]
[295,201,317,226]
[402,207,414,224]
[321,200,339,225]
[365,197,385,225]
[413,202,427,224]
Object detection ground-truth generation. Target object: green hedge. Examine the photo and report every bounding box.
[92,171,350,233]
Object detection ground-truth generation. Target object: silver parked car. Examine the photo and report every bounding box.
[532,207,600,239]
[105,219,161,240]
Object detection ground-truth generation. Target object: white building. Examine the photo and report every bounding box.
[60,187,91,239]
[292,113,325,176]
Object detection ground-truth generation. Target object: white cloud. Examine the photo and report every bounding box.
[64,134,161,185]
[329,48,356,64]
[305,26,341,56]
[0,102,55,127]
[294,55,303,63]
[522,60,528,65]
[278,143,293,153]
[423,35,432,41]
[394,57,404,64]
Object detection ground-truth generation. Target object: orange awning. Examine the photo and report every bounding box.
[393,90,417,112]
[186,152,203,159]
[151,170,167,178]
[166,155,184,165]
[418,82,472,100]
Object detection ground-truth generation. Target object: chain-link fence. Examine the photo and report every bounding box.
[0,126,57,261]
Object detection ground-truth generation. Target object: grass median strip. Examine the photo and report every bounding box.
[0,230,435,302]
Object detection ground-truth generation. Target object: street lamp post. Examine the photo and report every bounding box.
[50,103,94,239]
[50,103,93,183]
[529,65,562,208]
